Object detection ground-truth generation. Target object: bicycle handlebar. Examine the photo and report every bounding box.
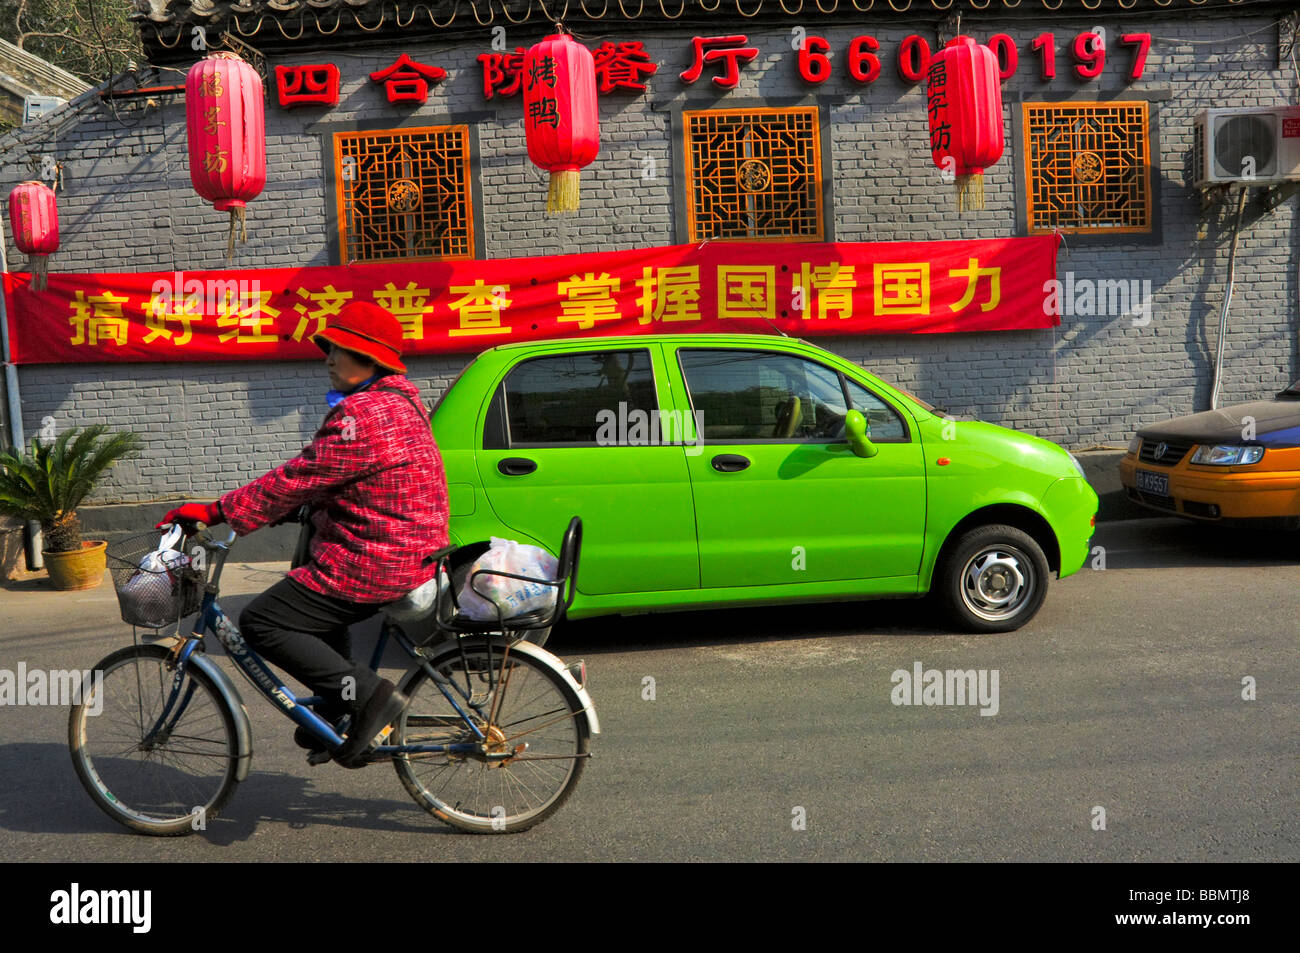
[159,521,237,549]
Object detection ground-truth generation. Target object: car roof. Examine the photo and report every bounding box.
[487,333,818,352]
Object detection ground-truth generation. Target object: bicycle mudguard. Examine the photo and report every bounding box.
[186,652,255,781]
[510,640,600,737]
[413,638,600,737]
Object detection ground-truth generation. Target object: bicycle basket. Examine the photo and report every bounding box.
[107,531,204,629]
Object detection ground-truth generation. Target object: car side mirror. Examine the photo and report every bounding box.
[844,410,878,458]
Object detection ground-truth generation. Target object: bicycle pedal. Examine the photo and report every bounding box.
[306,749,331,766]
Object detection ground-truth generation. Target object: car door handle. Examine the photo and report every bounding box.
[711,454,751,473]
[498,457,537,476]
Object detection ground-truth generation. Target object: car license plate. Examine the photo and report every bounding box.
[1136,469,1169,496]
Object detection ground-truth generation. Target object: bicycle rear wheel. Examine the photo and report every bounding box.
[69,643,239,836]
[393,639,589,833]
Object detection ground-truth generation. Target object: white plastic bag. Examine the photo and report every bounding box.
[118,525,192,626]
[384,566,451,623]
[457,537,559,621]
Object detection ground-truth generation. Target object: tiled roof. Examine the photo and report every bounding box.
[129,0,1286,65]
[129,0,1270,25]
[0,38,93,100]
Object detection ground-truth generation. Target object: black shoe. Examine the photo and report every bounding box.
[295,715,349,756]
[332,681,407,768]
[294,706,348,755]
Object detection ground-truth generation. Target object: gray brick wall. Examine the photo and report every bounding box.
[3,14,1297,502]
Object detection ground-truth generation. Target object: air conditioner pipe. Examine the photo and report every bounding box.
[1210,187,1249,412]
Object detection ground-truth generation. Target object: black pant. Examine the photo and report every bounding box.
[238,577,386,717]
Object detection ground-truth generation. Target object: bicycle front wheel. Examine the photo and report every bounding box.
[393,639,589,834]
[69,643,239,836]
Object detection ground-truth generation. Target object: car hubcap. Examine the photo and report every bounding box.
[961,549,1033,621]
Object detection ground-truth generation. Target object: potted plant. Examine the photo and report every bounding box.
[0,425,143,590]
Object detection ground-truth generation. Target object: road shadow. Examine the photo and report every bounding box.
[0,742,455,843]
[1093,517,1300,571]
[546,517,1300,654]
[549,595,955,655]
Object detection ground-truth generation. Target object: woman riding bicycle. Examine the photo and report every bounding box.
[160,301,448,767]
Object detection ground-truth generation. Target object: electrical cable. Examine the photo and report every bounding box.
[1209,187,1248,412]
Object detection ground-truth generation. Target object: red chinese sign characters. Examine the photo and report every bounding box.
[369,54,447,104]
[4,237,1062,365]
[680,35,759,90]
[274,64,340,108]
[592,42,657,92]
[478,48,526,99]
[480,41,658,99]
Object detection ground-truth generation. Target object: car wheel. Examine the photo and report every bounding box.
[934,525,1049,633]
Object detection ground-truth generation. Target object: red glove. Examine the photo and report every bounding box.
[156,501,224,529]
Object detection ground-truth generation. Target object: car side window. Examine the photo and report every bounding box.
[678,350,851,443]
[845,378,908,442]
[493,349,657,447]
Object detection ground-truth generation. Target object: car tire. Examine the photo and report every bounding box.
[934,524,1050,633]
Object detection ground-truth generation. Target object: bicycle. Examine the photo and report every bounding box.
[68,516,598,835]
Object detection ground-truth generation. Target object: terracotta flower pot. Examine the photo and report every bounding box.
[42,540,108,590]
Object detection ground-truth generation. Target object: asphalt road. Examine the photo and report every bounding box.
[0,517,1296,862]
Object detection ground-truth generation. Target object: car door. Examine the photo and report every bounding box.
[475,344,700,596]
[674,346,927,589]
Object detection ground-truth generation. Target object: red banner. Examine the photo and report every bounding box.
[3,237,1060,365]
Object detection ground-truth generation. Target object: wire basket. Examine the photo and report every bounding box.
[107,531,205,630]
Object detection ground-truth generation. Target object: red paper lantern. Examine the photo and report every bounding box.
[926,36,1005,212]
[8,181,59,291]
[523,32,599,214]
[186,52,266,256]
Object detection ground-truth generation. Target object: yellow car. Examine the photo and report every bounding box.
[1119,384,1300,527]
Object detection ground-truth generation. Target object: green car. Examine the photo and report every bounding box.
[431,334,1097,633]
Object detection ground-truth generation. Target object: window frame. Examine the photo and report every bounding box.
[484,348,662,450]
[670,98,835,246]
[675,347,911,446]
[1013,90,1166,246]
[315,115,487,266]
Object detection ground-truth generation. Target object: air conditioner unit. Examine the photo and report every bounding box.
[22,95,65,125]
[1193,106,1300,187]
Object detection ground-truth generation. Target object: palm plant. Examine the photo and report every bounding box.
[0,425,143,553]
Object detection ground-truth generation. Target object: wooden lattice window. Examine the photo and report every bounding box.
[1022,101,1152,234]
[333,126,474,263]
[683,107,824,242]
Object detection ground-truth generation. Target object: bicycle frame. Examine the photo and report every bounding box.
[186,594,502,758]
[147,530,514,761]
[143,524,595,767]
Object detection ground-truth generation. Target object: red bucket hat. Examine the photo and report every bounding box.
[312,301,407,374]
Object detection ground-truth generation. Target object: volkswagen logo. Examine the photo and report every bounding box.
[1153,442,1168,460]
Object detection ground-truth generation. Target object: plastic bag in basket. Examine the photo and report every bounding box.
[118,525,192,627]
[457,537,559,621]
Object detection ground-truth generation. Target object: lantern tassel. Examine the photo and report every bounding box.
[956,173,985,213]
[30,257,48,292]
[225,207,249,260]
[547,170,581,214]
